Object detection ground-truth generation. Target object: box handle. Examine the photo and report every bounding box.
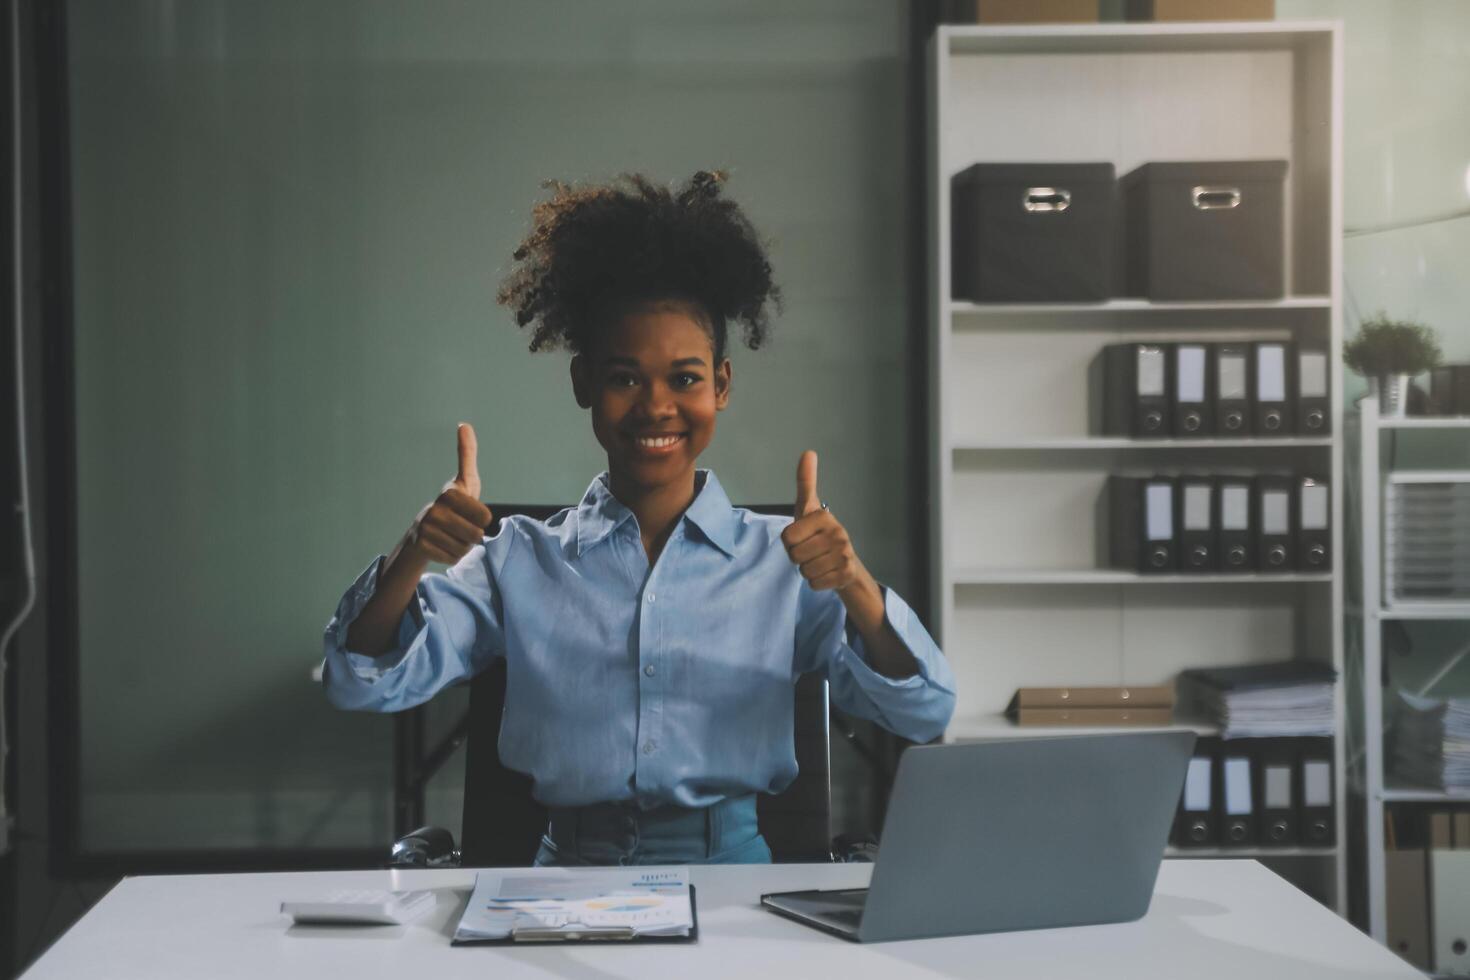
[1192,186,1242,210]
[1023,187,1071,213]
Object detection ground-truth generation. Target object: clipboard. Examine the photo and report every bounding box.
[451,885,698,945]
[450,872,698,946]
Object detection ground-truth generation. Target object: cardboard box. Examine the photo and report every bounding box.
[1126,0,1274,20]
[961,0,1100,23]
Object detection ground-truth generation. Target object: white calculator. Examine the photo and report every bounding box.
[281,889,437,925]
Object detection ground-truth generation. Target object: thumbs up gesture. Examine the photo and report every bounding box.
[782,450,921,679]
[405,423,494,565]
[781,450,869,594]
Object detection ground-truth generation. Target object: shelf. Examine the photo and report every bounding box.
[948,299,1331,333]
[947,712,1216,742]
[1379,780,1470,803]
[954,437,1332,452]
[953,569,1334,586]
[944,21,1340,57]
[950,297,1331,317]
[1377,604,1470,621]
[1164,846,1338,859]
[1380,416,1470,429]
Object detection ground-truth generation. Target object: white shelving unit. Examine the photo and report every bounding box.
[927,21,1345,912]
[1353,394,1470,946]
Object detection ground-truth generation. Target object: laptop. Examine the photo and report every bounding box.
[761,730,1195,943]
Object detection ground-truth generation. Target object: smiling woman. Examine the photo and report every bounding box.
[322,170,955,868]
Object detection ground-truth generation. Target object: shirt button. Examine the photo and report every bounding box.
[646,593,655,603]
[643,740,656,755]
[644,664,656,677]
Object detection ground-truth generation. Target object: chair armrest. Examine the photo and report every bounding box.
[831,832,879,863]
[388,824,462,868]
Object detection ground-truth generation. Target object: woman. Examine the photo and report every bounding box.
[323,170,955,866]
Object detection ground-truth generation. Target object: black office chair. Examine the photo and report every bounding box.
[388,503,874,867]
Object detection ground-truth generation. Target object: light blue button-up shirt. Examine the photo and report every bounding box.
[322,470,956,809]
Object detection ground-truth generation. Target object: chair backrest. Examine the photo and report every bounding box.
[458,503,832,866]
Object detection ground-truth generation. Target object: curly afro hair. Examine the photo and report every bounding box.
[496,170,780,362]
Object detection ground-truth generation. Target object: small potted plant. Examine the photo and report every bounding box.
[1343,313,1443,417]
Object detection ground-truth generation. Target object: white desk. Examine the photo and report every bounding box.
[23,861,1419,979]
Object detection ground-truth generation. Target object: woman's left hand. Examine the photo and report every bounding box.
[781,450,917,678]
[780,450,875,596]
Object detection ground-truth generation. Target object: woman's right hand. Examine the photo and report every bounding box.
[403,423,494,566]
[343,424,491,657]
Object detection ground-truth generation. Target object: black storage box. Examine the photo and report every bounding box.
[951,162,1116,302]
[1121,159,1288,300]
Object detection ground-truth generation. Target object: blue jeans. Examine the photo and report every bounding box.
[533,794,772,866]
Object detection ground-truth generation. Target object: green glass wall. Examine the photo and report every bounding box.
[67,0,919,852]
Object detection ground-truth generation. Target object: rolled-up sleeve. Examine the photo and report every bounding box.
[321,525,517,712]
[794,582,956,743]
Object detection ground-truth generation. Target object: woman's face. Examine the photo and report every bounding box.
[572,303,731,493]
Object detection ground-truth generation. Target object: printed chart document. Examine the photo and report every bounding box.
[452,867,697,944]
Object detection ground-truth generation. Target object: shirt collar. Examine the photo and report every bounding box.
[575,469,738,559]
[681,470,738,558]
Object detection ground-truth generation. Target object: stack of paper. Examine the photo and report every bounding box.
[453,867,695,944]
[1177,661,1337,739]
[1392,691,1470,792]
